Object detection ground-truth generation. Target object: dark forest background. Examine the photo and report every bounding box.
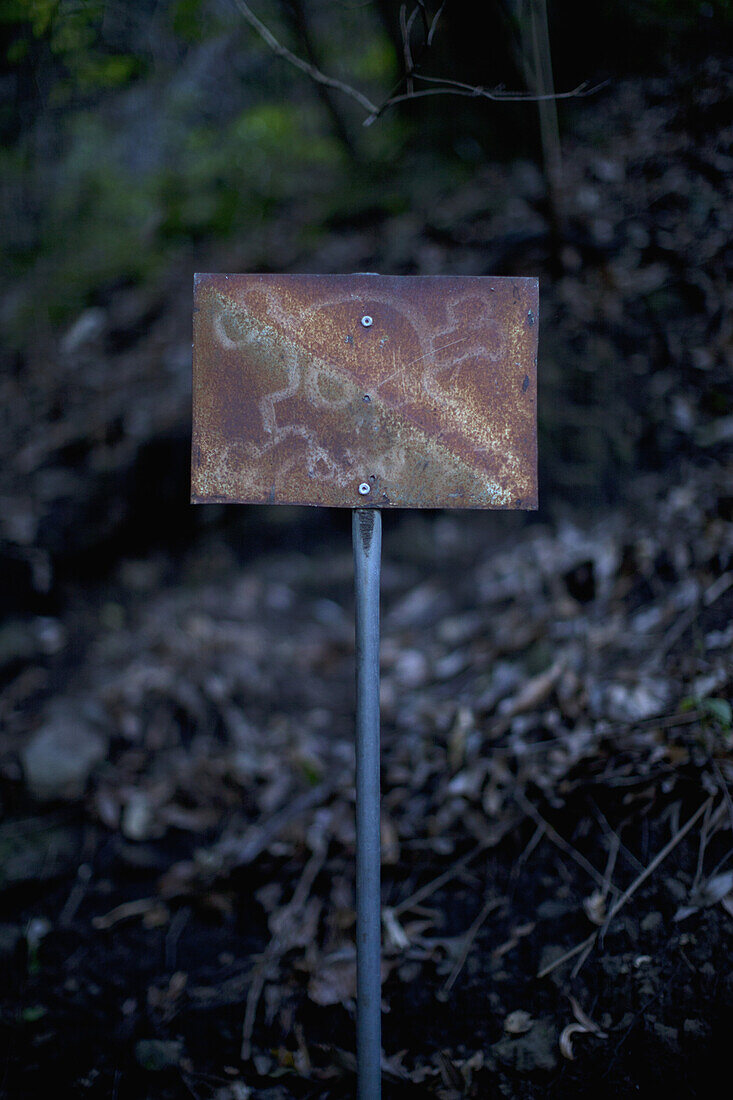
[0,3,732,1098]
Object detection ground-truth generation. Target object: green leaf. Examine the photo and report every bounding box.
[700,697,732,729]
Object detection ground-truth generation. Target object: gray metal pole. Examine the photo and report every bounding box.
[352,507,382,1100]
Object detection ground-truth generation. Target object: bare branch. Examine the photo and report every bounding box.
[537,797,715,980]
[233,0,602,131]
[427,1,447,47]
[415,0,430,40]
[233,0,379,116]
[369,0,442,122]
[363,79,600,126]
[400,4,420,95]
[412,72,599,101]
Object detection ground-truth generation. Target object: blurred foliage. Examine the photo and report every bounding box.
[0,0,730,555]
[0,0,731,341]
[2,0,143,96]
[0,0,413,338]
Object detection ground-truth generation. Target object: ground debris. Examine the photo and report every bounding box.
[1,57,732,1100]
[0,452,730,1096]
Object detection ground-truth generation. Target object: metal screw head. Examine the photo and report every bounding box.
[358,482,371,495]
[361,315,373,328]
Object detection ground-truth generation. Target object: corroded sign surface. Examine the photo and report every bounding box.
[192,274,538,509]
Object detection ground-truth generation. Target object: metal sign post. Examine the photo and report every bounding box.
[192,273,538,1098]
[353,507,382,1098]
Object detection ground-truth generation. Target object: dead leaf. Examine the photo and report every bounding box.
[559,1023,586,1060]
[307,953,357,1006]
[583,889,607,925]
[569,996,607,1036]
[504,1010,533,1035]
[699,871,733,905]
[674,870,733,920]
[498,659,565,719]
[92,897,158,929]
[382,907,409,951]
[561,997,608,1058]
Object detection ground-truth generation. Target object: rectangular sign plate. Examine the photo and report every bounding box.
[192,274,537,509]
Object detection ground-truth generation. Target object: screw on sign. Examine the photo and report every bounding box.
[191,273,538,1098]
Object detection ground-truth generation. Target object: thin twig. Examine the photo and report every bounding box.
[241,846,326,1061]
[576,797,714,977]
[712,757,733,835]
[569,930,600,979]
[509,821,546,887]
[439,895,505,996]
[366,0,447,121]
[400,4,418,95]
[598,799,724,952]
[60,862,93,928]
[364,80,598,125]
[92,896,158,930]
[165,906,190,971]
[233,0,379,115]
[538,798,714,980]
[414,0,429,40]
[233,0,601,129]
[518,794,610,893]
[592,802,645,875]
[587,798,717,963]
[691,797,715,896]
[214,779,336,866]
[537,932,595,978]
[412,72,599,99]
[393,842,485,917]
[427,1,447,46]
[600,831,620,902]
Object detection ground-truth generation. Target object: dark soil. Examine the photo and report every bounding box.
[2,761,732,1098]
[1,459,732,1097]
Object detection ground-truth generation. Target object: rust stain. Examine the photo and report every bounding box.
[191,274,538,509]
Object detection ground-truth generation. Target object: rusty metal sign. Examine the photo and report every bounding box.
[191,274,537,509]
